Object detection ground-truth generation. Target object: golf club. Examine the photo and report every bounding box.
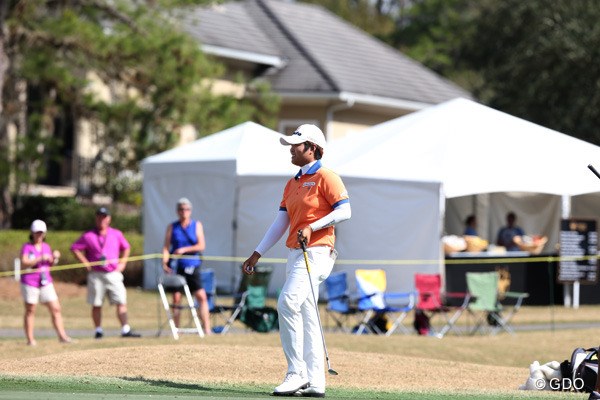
[588,164,600,180]
[298,233,338,376]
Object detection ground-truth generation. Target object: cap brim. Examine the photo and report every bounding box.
[280,136,305,146]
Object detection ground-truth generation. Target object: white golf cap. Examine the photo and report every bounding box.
[280,124,326,150]
[30,219,47,233]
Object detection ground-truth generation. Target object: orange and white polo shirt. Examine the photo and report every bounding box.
[280,160,349,249]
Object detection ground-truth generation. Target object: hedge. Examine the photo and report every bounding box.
[11,196,141,233]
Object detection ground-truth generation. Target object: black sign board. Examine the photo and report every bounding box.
[558,219,598,284]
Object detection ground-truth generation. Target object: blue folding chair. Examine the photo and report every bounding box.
[355,269,416,336]
[200,269,247,334]
[324,271,361,333]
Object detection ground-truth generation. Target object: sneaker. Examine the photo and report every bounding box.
[121,330,141,338]
[589,391,600,400]
[94,331,103,339]
[273,373,309,396]
[295,386,325,398]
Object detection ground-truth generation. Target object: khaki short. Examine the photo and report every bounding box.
[87,271,127,306]
[21,283,58,305]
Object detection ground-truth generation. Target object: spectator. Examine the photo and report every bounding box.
[242,124,351,397]
[70,207,141,339]
[464,215,478,236]
[20,219,73,346]
[496,212,526,251]
[161,197,211,334]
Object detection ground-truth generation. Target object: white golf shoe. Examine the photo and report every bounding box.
[294,385,325,398]
[273,372,309,396]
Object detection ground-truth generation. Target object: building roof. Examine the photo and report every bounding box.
[181,0,471,108]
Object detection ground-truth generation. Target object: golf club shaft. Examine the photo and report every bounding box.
[300,240,337,374]
[589,164,600,180]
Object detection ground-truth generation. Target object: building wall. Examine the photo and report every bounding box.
[278,101,413,140]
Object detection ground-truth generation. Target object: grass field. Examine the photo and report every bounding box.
[0,278,598,399]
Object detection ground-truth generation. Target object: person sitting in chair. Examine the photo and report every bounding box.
[161,197,211,335]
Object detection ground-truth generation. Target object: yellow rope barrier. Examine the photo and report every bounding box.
[0,252,595,278]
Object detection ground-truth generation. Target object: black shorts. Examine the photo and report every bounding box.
[176,267,203,293]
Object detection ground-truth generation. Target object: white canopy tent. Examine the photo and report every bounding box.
[330,97,600,197]
[328,98,600,290]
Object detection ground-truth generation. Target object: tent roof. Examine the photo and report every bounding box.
[329,98,600,198]
[142,121,296,176]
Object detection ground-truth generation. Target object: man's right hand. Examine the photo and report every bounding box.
[242,251,261,275]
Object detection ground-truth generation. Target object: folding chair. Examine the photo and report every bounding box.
[157,274,204,340]
[239,285,279,333]
[354,269,416,336]
[414,273,470,338]
[200,268,247,334]
[324,271,361,333]
[465,271,529,335]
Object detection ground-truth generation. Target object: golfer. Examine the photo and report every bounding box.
[242,124,351,397]
[71,207,140,339]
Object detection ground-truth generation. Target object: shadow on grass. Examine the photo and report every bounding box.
[119,375,265,397]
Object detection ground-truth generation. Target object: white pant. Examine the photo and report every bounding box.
[278,246,334,390]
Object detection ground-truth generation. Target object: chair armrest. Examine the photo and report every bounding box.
[504,291,529,299]
[445,292,469,298]
[384,291,416,308]
[444,292,472,307]
[384,291,415,300]
[327,293,350,302]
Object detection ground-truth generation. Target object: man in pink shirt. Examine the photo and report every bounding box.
[71,207,140,339]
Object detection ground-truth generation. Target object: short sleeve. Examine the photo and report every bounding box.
[70,233,88,251]
[322,171,349,208]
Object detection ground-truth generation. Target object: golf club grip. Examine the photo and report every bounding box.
[298,233,307,251]
[589,164,600,180]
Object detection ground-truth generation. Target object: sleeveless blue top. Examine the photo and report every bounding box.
[170,220,202,269]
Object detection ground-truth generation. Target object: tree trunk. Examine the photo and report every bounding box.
[0,2,14,228]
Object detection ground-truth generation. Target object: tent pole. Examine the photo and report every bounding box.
[231,183,240,294]
[561,195,574,308]
[439,184,446,286]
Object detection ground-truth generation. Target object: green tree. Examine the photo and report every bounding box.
[300,0,397,43]
[462,0,600,144]
[325,0,600,144]
[389,0,480,90]
[0,0,279,227]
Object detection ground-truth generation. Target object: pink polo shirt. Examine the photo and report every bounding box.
[70,227,130,272]
[20,242,54,288]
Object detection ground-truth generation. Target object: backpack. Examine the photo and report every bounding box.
[559,347,598,392]
[413,309,431,335]
[368,312,391,334]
